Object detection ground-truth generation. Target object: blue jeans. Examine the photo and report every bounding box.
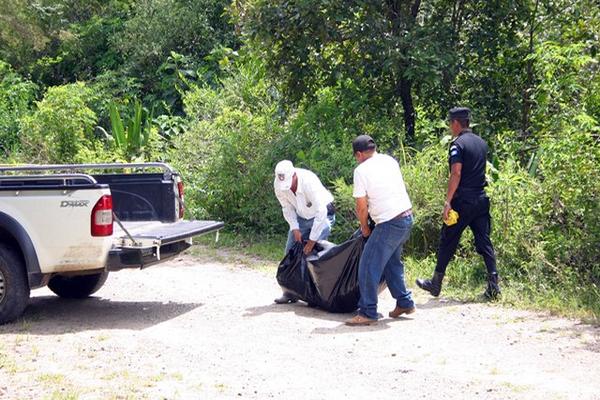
[284,214,336,254]
[358,215,414,319]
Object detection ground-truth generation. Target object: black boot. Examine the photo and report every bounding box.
[484,272,501,299]
[274,292,299,304]
[416,272,445,297]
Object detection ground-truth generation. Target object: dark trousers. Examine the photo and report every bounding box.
[435,195,497,275]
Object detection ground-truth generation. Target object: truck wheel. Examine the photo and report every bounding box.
[0,244,30,325]
[48,271,109,299]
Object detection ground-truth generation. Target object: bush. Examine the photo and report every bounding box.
[487,159,544,282]
[20,82,99,163]
[88,70,143,125]
[106,100,165,162]
[0,61,37,158]
[285,86,369,183]
[401,139,448,257]
[170,54,285,232]
[536,123,600,280]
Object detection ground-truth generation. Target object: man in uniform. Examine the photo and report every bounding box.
[416,107,500,299]
[273,160,336,304]
[345,135,415,326]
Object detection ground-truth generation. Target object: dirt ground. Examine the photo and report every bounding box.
[1,248,599,400]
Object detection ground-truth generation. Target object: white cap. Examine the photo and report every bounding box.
[274,160,295,191]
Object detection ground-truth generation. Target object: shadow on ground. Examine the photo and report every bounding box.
[244,301,417,334]
[244,301,347,321]
[0,296,202,335]
[535,320,600,354]
[416,297,470,310]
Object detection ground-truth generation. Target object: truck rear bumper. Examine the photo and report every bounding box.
[107,220,224,271]
[107,240,191,271]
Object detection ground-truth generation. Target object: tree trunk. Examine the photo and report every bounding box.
[399,77,415,144]
[522,0,539,138]
[385,0,421,144]
[441,0,465,108]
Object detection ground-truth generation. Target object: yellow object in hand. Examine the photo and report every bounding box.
[444,209,459,226]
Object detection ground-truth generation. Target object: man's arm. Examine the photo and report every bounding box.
[275,190,301,241]
[355,196,371,237]
[304,182,329,253]
[444,162,462,220]
[303,203,327,254]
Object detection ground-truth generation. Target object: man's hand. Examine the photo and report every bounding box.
[444,162,461,222]
[361,225,371,238]
[443,202,452,221]
[303,240,316,255]
[293,229,302,242]
[355,196,370,238]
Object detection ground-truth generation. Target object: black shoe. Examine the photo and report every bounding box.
[484,273,501,300]
[416,272,445,297]
[274,292,299,304]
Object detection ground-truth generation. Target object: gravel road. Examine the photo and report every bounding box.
[1,249,599,399]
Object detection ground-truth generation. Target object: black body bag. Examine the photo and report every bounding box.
[276,234,372,313]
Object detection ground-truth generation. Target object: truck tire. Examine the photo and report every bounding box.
[0,244,30,325]
[48,271,109,299]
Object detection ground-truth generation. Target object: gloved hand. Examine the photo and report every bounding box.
[444,209,459,226]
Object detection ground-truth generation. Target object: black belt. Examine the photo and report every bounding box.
[326,202,336,216]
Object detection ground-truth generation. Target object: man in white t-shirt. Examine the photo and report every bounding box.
[273,160,336,304]
[345,135,416,326]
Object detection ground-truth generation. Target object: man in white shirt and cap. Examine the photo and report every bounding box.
[273,160,336,304]
[345,135,416,326]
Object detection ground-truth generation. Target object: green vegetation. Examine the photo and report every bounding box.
[20,83,98,163]
[0,0,598,320]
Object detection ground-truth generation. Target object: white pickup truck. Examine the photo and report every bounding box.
[0,163,223,324]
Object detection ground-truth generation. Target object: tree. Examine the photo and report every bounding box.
[114,0,238,84]
[0,0,131,84]
[234,0,541,145]
[0,0,51,69]
[450,0,530,139]
[234,0,445,144]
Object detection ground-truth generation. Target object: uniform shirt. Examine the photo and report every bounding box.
[449,129,488,196]
[352,153,412,225]
[274,168,334,241]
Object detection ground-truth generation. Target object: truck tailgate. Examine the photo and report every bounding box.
[107,220,224,270]
[115,220,224,245]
